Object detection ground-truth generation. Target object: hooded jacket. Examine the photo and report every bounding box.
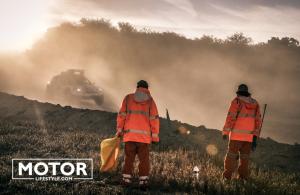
[223,96,262,142]
[116,88,159,143]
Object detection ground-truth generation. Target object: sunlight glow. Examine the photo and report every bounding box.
[0,0,53,51]
[206,144,218,156]
[1,0,299,51]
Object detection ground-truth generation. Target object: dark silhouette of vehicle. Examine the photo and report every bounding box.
[46,69,104,109]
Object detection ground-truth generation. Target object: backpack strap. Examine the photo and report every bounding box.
[235,98,243,120]
[148,98,153,135]
[148,98,152,116]
[122,95,129,131]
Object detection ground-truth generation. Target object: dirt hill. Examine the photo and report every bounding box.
[0,91,299,194]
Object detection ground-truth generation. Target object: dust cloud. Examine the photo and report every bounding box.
[0,19,299,144]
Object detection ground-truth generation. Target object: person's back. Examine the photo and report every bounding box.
[116,80,159,189]
[117,87,159,143]
[224,95,261,142]
[222,84,261,180]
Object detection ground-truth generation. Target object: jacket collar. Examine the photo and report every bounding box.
[237,96,256,104]
[134,88,151,102]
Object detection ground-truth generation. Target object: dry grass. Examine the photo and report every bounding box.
[0,122,299,194]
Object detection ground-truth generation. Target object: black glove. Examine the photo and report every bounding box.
[222,135,228,140]
[252,136,258,151]
[116,131,124,137]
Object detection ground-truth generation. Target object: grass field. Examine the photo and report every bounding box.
[0,121,299,195]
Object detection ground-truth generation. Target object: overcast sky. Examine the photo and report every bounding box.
[0,0,300,51]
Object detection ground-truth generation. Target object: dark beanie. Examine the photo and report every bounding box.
[236,84,251,97]
[137,80,149,89]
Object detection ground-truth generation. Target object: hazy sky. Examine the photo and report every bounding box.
[1,0,300,51]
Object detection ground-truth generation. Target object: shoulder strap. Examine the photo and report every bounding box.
[235,98,243,119]
[254,101,259,117]
[122,95,129,131]
[148,98,153,135]
[148,98,153,116]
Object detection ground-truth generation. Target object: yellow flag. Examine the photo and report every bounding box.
[100,136,121,172]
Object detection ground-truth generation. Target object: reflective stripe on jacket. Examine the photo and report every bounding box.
[222,96,262,142]
[117,87,160,143]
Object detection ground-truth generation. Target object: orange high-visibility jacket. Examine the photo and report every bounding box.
[223,96,262,142]
[116,88,159,144]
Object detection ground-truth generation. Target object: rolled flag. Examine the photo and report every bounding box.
[100,136,121,172]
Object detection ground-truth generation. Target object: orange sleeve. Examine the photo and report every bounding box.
[149,99,160,142]
[223,98,239,135]
[254,103,262,137]
[116,95,127,134]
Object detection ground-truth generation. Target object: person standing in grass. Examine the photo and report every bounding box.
[116,80,160,190]
[222,84,262,180]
